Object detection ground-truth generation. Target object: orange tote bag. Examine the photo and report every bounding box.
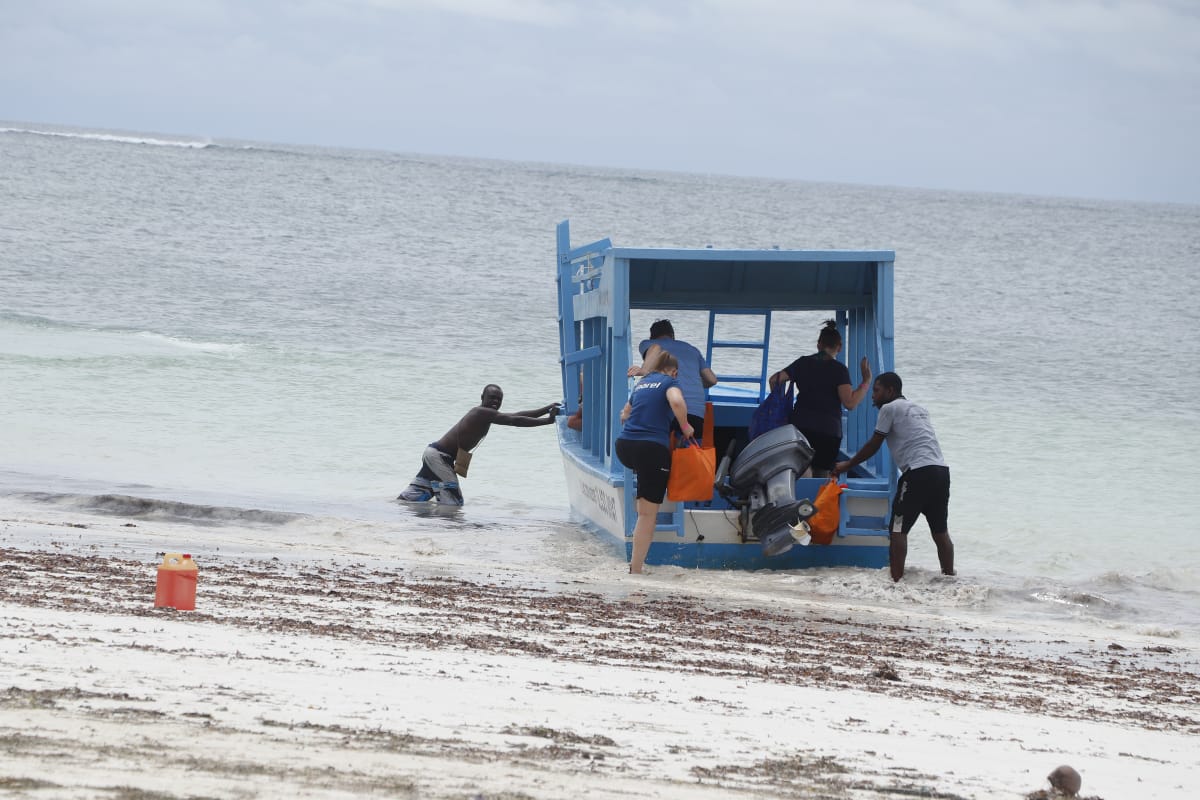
[667,403,716,502]
[808,479,845,545]
[667,437,716,502]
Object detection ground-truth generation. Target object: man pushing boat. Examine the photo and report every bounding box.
[834,372,955,582]
[397,384,559,506]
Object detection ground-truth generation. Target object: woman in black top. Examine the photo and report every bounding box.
[768,320,872,477]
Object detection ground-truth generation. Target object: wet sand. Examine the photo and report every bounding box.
[2,513,1198,799]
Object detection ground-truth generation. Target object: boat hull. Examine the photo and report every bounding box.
[561,447,625,542]
[561,445,888,571]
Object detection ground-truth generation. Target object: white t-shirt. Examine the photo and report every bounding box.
[874,397,946,472]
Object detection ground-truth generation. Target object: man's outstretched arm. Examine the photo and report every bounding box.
[626,344,664,378]
[511,403,561,418]
[834,432,886,476]
[494,407,560,427]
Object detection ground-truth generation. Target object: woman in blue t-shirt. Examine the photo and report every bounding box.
[769,320,872,477]
[616,352,694,574]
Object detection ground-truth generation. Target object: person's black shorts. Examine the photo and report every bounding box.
[799,429,841,472]
[669,414,706,443]
[615,438,672,504]
[891,465,951,535]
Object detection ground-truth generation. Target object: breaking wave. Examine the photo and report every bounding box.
[132,331,245,353]
[12,492,304,526]
[0,313,246,357]
[1,125,214,149]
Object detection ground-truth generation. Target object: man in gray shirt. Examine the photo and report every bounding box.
[834,372,955,582]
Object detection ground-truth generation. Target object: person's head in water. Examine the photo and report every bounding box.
[649,319,675,339]
[872,372,903,408]
[656,352,679,377]
[817,319,842,358]
[480,384,503,410]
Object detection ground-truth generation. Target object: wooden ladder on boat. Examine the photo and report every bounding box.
[705,310,772,400]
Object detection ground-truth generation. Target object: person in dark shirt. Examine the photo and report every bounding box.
[616,353,694,574]
[628,319,718,436]
[769,320,871,477]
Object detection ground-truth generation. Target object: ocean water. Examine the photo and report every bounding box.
[3,121,1199,637]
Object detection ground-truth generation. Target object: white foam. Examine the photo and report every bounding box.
[1,125,213,149]
[133,331,245,353]
[0,322,246,359]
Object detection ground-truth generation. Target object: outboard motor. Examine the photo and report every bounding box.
[727,425,818,557]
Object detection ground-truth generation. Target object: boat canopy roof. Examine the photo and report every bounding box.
[606,246,895,312]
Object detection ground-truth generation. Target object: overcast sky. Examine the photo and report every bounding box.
[3,0,1197,204]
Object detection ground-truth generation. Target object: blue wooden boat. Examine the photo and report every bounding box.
[554,220,899,570]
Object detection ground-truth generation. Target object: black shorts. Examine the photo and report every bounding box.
[891,465,950,535]
[669,414,706,443]
[800,429,841,471]
[615,438,672,504]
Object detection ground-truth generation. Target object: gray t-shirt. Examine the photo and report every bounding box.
[639,337,708,417]
[874,397,946,472]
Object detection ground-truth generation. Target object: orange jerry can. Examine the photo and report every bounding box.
[155,553,198,610]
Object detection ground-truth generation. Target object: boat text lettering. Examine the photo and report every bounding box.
[579,480,619,524]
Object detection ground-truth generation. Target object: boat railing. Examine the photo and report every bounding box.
[556,222,620,467]
[569,248,608,289]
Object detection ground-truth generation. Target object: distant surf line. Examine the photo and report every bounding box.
[1,125,214,149]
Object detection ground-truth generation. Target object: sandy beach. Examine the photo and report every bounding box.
[2,510,1198,799]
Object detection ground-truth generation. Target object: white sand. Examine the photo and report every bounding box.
[2,511,1198,799]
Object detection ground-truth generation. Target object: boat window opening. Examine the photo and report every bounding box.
[759,309,868,381]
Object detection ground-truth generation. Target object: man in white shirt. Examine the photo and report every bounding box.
[834,372,955,582]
